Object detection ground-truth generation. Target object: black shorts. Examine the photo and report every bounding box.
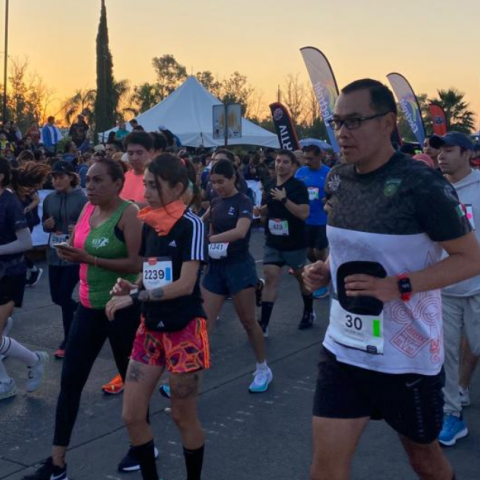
[0,273,27,307]
[306,225,328,251]
[313,348,445,444]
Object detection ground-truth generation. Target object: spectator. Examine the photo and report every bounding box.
[41,117,63,154]
[25,121,41,146]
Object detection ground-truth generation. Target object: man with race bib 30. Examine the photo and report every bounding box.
[304,79,480,480]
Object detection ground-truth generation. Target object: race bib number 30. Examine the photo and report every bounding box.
[208,242,229,259]
[143,258,173,290]
[329,299,384,355]
[50,232,69,247]
[268,219,289,236]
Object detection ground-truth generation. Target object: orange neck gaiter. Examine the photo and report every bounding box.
[138,200,185,236]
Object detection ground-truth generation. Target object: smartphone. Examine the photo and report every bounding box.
[54,242,72,249]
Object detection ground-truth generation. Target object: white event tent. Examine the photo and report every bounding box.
[101,76,280,148]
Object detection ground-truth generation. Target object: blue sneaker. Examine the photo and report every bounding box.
[249,367,273,393]
[438,414,468,446]
[159,384,171,399]
[313,286,329,299]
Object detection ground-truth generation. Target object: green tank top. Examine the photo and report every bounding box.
[75,201,138,309]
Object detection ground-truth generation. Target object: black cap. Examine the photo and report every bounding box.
[51,160,75,175]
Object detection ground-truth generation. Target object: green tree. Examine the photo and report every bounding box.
[429,88,475,134]
[62,88,96,125]
[6,57,54,131]
[94,0,116,141]
[195,70,222,98]
[151,54,187,101]
[220,71,253,114]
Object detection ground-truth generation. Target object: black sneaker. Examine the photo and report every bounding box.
[255,279,265,307]
[118,446,159,472]
[26,268,43,287]
[298,311,316,330]
[22,457,68,480]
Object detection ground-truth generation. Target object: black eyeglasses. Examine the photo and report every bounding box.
[328,112,390,131]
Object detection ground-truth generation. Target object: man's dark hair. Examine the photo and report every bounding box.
[341,79,397,116]
[106,140,123,152]
[302,144,322,156]
[124,131,153,151]
[277,149,298,165]
[214,148,235,162]
[150,132,168,152]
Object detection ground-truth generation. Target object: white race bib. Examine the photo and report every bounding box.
[466,205,475,230]
[308,187,320,201]
[208,242,229,259]
[268,219,289,236]
[142,258,173,290]
[49,232,69,247]
[329,298,384,354]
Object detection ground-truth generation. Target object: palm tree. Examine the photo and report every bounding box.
[62,88,96,125]
[429,88,475,134]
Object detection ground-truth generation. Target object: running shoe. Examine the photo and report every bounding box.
[438,414,468,446]
[54,348,66,359]
[459,386,471,407]
[26,352,49,392]
[313,286,329,299]
[0,378,17,400]
[159,384,171,399]
[26,268,44,287]
[255,278,265,307]
[298,311,316,330]
[118,446,159,472]
[249,367,273,393]
[21,457,68,480]
[102,373,124,394]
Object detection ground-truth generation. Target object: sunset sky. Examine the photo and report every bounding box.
[6,0,480,125]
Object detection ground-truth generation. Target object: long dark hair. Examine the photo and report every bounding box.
[10,162,51,193]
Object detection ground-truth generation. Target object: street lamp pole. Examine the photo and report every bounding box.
[2,0,8,124]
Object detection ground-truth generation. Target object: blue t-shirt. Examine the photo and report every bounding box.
[295,165,330,226]
[0,189,28,275]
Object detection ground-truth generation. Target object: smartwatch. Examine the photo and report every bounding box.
[397,274,412,301]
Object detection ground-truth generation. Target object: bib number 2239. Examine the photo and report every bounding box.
[143,258,173,290]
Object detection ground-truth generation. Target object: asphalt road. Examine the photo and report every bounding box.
[1,231,479,480]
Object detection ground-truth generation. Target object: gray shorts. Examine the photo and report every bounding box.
[442,293,480,355]
[263,245,307,271]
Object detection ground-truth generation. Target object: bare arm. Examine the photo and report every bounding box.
[146,261,200,301]
[283,199,309,221]
[345,232,480,302]
[0,228,32,255]
[210,217,251,243]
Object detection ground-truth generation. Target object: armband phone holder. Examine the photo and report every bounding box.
[337,261,387,316]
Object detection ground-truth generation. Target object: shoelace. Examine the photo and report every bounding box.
[252,370,269,386]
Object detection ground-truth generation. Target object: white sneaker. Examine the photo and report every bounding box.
[459,386,471,407]
[0,378,17,400]
[249,367,273,393]
[26,351,49,392]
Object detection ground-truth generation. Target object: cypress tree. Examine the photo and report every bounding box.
[94,0,116,142]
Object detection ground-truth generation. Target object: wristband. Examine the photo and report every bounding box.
[397,274,412,301]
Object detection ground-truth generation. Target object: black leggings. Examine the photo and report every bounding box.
[48,265,80,347]
[53,303,140,447]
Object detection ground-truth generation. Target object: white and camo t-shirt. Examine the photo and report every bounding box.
[324,153,471,375]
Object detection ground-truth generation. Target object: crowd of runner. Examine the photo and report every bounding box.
[1,79,480,480]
